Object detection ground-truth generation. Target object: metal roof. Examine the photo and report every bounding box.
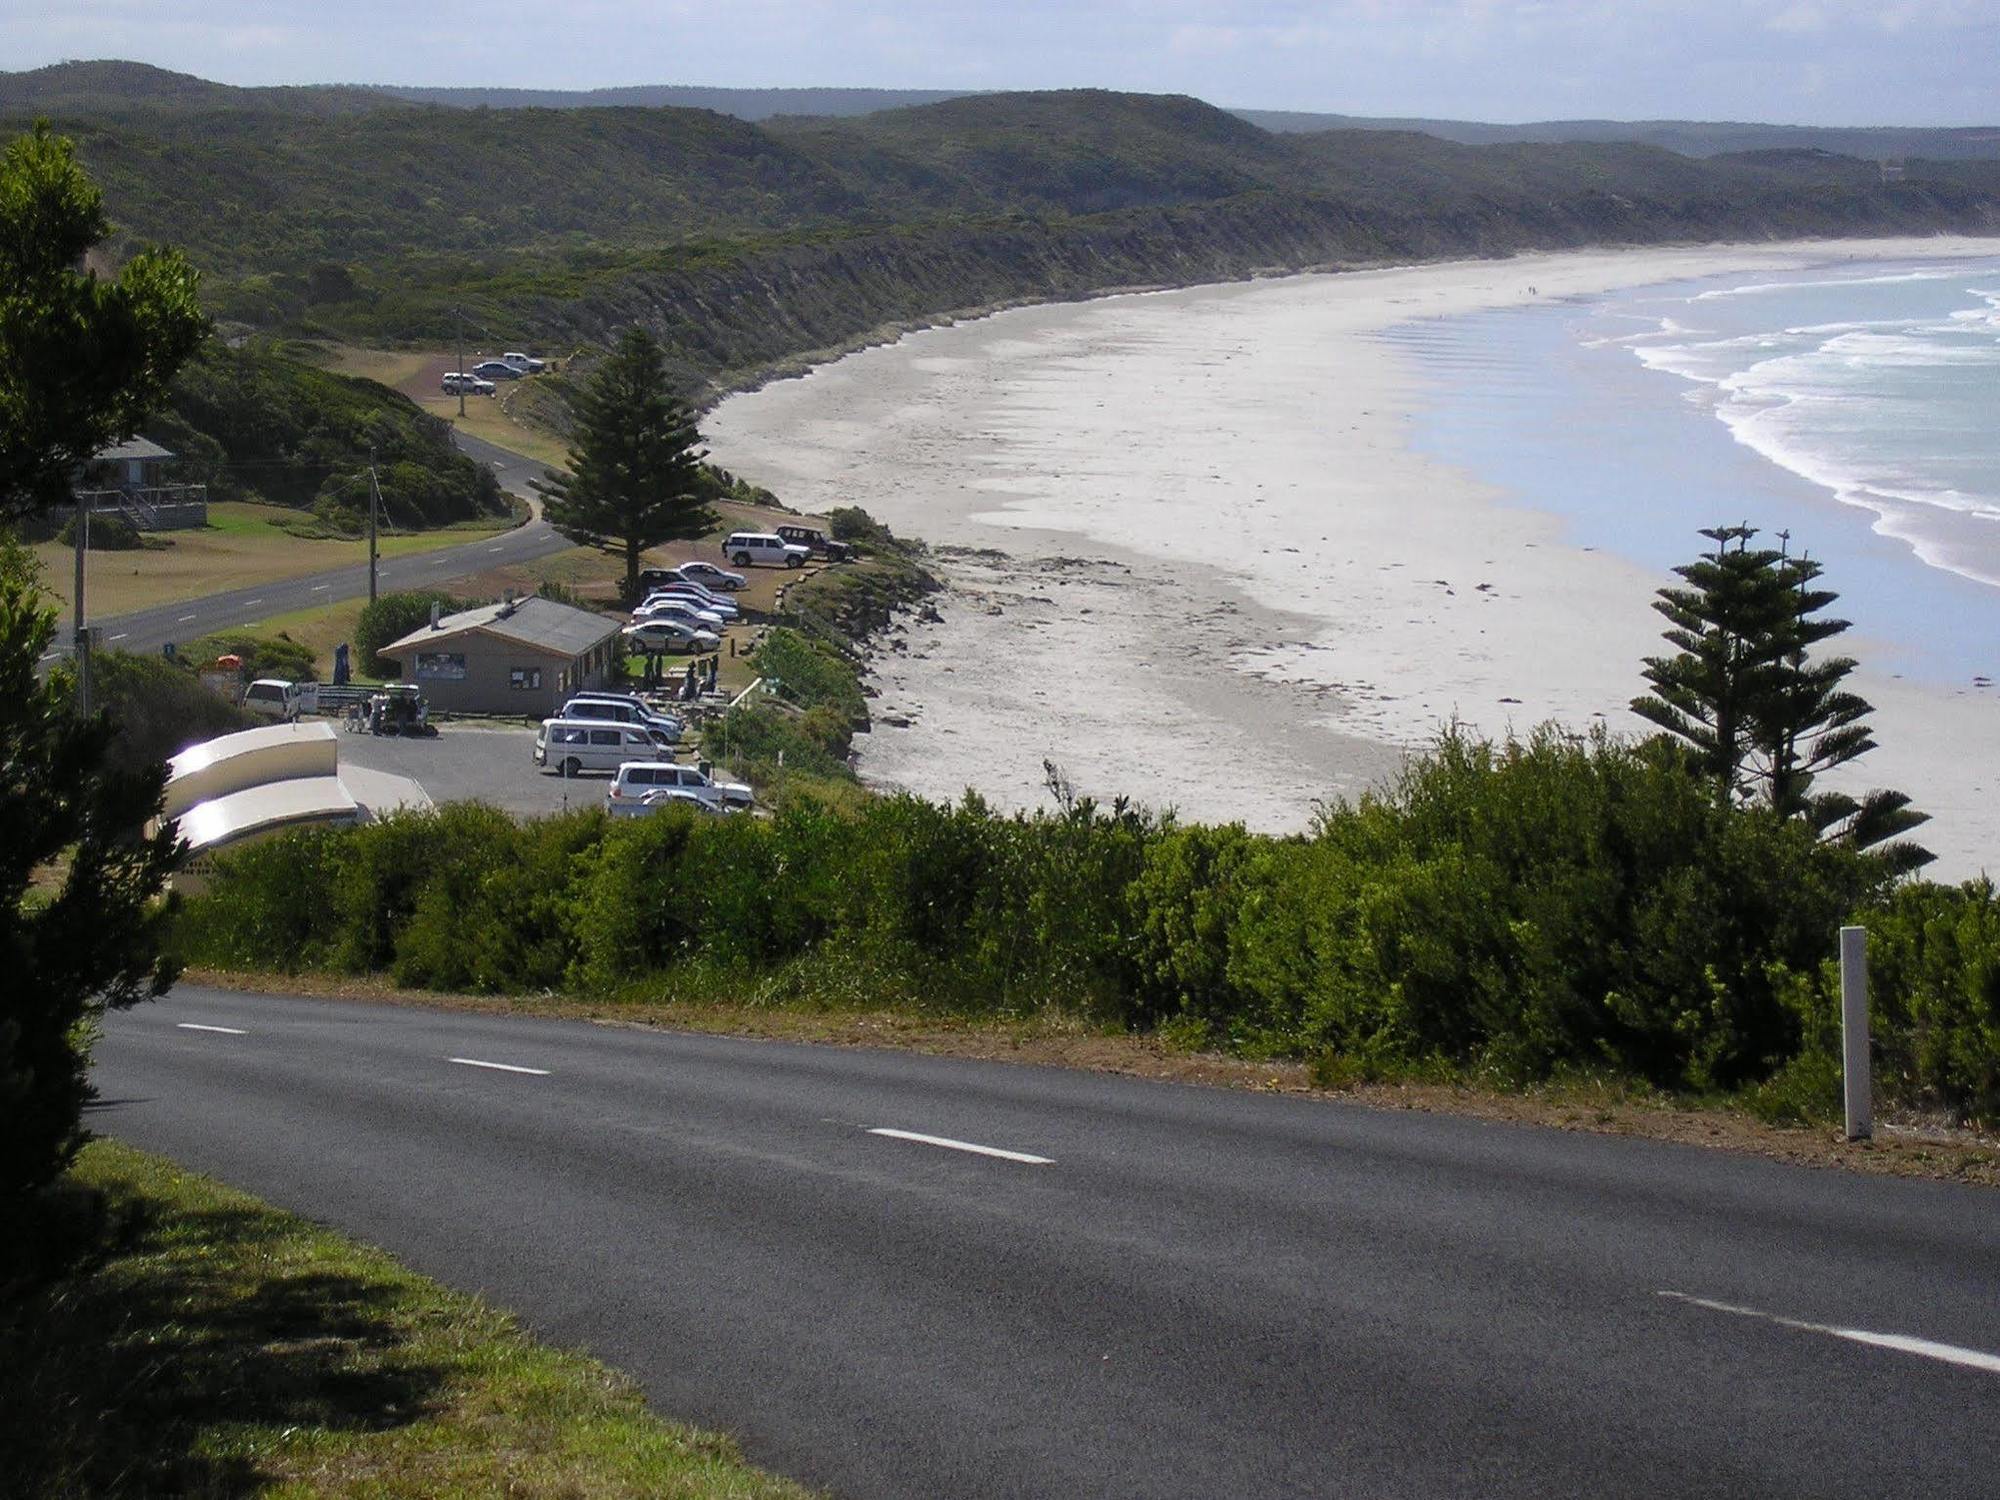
[96,435,175,462]
[174,775,360,855]
[381,594,620,660]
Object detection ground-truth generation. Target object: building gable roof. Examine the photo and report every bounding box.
[380,594,620,660]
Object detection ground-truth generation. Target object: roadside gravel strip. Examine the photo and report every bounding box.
[96,985,2000,1500]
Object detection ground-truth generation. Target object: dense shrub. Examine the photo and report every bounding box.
[55,513,142,550]
[1830,879,2000,1122]
[354,590,471,678]
[89,649,257,774]
[173,722,1985,1117]
[180,631,317,682]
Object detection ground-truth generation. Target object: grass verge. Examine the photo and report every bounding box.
[1,1139,813,1499]
[32,502,517,619]
[181,967,2000,1190]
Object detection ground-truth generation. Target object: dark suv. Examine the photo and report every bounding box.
[775,524,852,562]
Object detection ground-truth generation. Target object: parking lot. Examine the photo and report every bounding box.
[336,722,613,819]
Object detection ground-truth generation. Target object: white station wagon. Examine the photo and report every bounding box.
[606,761,754,814]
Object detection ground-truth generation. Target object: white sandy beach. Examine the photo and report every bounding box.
[706,238,2000,879]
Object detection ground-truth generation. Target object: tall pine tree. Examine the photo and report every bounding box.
[1634,524,1931,871]
[534,327,712,603]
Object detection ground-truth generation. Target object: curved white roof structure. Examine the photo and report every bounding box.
[174,775,360,857]
[164,721,338,817]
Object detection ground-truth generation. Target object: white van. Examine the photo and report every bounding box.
[243,678,306,721]
[722,532,810,569]
[534,719,669,776]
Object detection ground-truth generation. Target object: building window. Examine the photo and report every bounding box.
[414,651,466,681]
[509,667,542,691]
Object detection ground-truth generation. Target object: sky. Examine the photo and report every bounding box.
[5,0,1998,126]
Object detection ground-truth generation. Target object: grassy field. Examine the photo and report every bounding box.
[32,502,516,618]
[2,1140,814,1498]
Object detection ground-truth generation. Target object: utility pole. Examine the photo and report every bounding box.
[367,453,382,604]
[71,492,90,714]
[455,305,467,419]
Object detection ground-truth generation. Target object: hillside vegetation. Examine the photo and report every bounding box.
[9,67,1999,392]
[151,342,507,529]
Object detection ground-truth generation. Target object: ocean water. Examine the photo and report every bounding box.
[1382,255,2000,685]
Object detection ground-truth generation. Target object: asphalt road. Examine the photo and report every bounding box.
[48,430,564,663]
[339,721,610,818]
[94,986,2000,1499]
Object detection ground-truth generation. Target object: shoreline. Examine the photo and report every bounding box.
[706,236,2000,876]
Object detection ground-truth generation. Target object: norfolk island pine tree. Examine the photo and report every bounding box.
[1633,524,1930,872]
[532,327,714,604]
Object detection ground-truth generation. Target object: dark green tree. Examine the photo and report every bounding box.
[1631,524,1796,799]
[533,328,712,603]
[1750,545,1931,871]
[1,585,185,1203]
[0,125,202,1208]
[1634,524,1930,870]
[0,123,206,525]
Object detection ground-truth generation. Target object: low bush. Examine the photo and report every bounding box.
[88,649,257,774]
[56,513,143,550]
[174,723,1990,1120]
[179,631,316,682]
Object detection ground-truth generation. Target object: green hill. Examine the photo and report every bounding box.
[9,68,1999,394]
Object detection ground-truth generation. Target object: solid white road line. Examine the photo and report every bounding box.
[177,1022,247,1036]
[867,1128,1053,1165]
[1659,1291,2000,1376]
[448,1056,550,1076]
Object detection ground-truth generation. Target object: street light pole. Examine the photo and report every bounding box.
[71,492,90,714]
[456,305,467,420]
[367,455,381,605]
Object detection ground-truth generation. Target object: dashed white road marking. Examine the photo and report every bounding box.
[177,1022,247,1036]
[1659,1291,2000,1375]
[448,1056,550,1076]
[107,632,127,642]
[178,613,197,622]
[867,1128,1052,1165]
[487,544,504,552]
[245,597,264,606]
[312,583,329,591]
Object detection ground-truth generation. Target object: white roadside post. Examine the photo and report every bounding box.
[1839,925,1872,1141]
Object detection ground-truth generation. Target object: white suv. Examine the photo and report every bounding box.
[723,532,810,569]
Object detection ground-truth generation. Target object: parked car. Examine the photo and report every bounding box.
[559,694,682,739]
[606,760,753,814]
[776,524,853,562]
[470,359,521,380]
[534,720,668,777]
[672,561,746,592]
[501,351,545,374]
[624,619,719,654]
[633,597,727,631]
[441,372,496,395]
[723,531,810,569]
[242,678,304,721]
[640,583,738,619]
